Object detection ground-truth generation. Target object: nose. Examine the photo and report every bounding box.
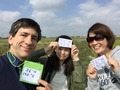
[92,39,98,44]
[61,49,65,54]
[25,36,33,45]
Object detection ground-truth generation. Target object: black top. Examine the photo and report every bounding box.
[0,53,37,90]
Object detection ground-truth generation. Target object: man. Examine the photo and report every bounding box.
[0,18,51,90]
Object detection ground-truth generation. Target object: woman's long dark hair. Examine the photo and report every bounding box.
[49,35,74,76]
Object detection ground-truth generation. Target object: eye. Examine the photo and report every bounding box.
[21,34,27,37]
[32,36,37,41]
[64,48,70,51]
[58,47,62,50]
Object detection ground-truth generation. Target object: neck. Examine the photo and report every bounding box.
[99,48,111,58]
[60,60,64,65]
[9,50,24,62]
[105,49,112,58]
[6,51,24,67]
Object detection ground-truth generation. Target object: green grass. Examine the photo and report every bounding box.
[114,39,120,47]
[0,37,120,69]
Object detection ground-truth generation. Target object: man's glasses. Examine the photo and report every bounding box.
[87,34,105,43]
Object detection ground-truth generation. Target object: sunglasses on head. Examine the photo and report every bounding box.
[87,34,105,43]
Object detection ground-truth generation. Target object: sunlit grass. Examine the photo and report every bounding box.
[0,37,120,68]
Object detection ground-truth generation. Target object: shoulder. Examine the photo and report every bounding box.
[111,46,120,55]
[0,55,8,63]
[0,55,9,71]
[114,46,120,50]
[111,46,120,58]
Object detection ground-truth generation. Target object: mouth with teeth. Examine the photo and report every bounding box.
[92,45,102,54]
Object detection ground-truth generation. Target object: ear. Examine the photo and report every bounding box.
[8,34,14,45]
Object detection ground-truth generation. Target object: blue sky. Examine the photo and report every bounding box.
[0,0,120,37]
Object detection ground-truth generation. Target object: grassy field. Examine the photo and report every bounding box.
[0,37,120,69]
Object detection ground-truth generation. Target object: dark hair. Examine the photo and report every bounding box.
[9,18,42,42]
[87,23,115,49]
[49,35,74,76]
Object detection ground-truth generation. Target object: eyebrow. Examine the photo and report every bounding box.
[20,32,38,38]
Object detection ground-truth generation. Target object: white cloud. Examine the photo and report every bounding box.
[1,0,120,37]
[0,11,20,37]
[76,0,120,36]
[38,17,86,37]
[78,0,120,22]
[55,17,84,27]
[29,0,68,35]
[0,11,20,22]
[29,0,67,11]
[68,17,83,26]
[28,0,120,37]
[31,11,56,23]
[112,0,120,4]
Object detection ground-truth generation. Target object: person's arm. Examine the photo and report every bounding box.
[70,45,87,89]
[85,65,100,90]
[28,42,58,61]
[108,57,120,78]
[85,77,100,90]
[112,50,120,78]
[0,56,2,71]
[28,48,46,61]
[27,42,58,65]
[107,46,120,78]
[36,79,52,90]
[107,49,120,85]
[71,60,87,89]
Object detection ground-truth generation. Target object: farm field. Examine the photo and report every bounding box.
[0,36,120,69]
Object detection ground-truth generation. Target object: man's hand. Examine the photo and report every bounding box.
[36,79,52,90]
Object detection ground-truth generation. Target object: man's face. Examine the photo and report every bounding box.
[8,27,38,61]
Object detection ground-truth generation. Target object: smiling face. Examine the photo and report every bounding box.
[8,27,38,61]
[55,46,70,61]
[88,33,110,55]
